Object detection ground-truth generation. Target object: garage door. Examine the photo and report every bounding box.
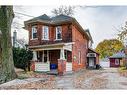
[100,61,110,68]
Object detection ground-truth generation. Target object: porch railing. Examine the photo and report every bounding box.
[35,61,50,72]
[66,62,72,71]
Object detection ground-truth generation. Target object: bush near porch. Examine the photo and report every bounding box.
[13,47,33,71]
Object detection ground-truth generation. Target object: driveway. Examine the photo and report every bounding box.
[55,68,127,89]
[1,68,127,89]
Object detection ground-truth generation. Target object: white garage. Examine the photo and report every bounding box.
[100,61,110,68]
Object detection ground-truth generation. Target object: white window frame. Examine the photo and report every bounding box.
[55,26,62,40]
[115,59,119,65]
[42,26,49,40]
[31,26,38,40]
[78,51,81,64]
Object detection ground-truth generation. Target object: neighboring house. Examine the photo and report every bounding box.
[87,48,99,68]
[109,51,125,67]
[24,14,98,75]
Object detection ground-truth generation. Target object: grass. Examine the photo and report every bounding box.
[17,76,28,80]
[118,67,127,72]
[118,67,127,77]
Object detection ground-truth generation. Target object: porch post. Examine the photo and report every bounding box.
[60,48,65,59]
[32,51,37,61]
[58,48,66,75]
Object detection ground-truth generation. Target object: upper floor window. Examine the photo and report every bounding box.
[32,26,37,39]
[42,26,49,40]
[56,26,62,40]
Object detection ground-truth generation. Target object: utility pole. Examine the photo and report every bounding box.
[13,30,17,47]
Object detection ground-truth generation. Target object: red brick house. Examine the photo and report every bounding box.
[24,14,98,75]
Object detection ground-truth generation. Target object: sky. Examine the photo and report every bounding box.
[12,6,127,48]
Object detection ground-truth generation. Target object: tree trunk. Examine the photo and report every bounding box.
[0,6,17,84]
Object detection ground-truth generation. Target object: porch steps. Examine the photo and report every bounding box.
[47,70,73,75]
[65,71,73,75]
[47,70,58,75]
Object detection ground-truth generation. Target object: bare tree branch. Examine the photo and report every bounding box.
[52,6,75,16]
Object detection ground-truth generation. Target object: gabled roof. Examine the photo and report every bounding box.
[24,14,93,41]
[110,51,125,58]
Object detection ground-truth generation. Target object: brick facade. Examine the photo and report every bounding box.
[28,23,72,46]
[72,24,88,71]
[25,14,92,72]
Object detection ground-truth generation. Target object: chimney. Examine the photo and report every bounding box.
[13,30,17,47]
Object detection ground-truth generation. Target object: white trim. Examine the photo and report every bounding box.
[55,38,62,41]
[115,59,119,65]
[42,26,49,40]
[29,42,75,51]
[60,48,65,60]
[87,53,96,57]
[55,26,62,40]
[30,38,38,40]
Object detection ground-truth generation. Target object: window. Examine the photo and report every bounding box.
[32,26,37,39]
[78,51,81,64]
[115,59,119,65]
[56,26,62,40]
[42,26,49,40]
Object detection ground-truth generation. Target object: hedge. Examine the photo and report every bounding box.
[13,47,33,71]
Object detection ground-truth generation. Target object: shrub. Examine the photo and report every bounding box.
[13,47,33,71]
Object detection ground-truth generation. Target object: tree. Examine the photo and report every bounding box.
[52,6,74,16]
[95,39,124,59]
[0,6,17,84]
[117,21,127,44]
[13,47,33,71]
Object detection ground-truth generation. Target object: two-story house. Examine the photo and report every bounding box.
[24,14,99,75]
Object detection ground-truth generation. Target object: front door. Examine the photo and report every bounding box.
[89,57,95,67]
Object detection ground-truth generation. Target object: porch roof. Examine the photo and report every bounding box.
[28,42,74,51]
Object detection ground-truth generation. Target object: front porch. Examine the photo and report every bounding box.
[30,43,73,75]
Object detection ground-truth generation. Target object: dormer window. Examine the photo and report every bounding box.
[32,26,37,39]
[56,26,62,40]
[42,26,49,40]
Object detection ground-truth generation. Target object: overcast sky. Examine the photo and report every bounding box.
[12,6,127,48]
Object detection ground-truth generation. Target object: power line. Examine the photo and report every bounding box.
[14,11,35,18]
